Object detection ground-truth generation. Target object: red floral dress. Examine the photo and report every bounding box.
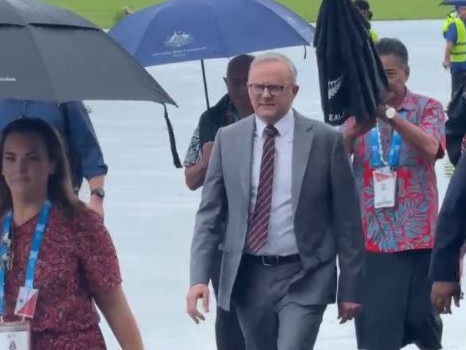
[3,205,122,349]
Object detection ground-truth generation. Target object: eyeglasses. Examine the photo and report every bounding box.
[247,83,290,96]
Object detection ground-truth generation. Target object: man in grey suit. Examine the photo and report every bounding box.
[186,53,365,350]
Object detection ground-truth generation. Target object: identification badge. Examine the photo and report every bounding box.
[0,320,31,350]
[373,166,397,209]
[14,287,39,319]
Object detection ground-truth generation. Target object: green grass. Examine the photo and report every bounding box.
[44,0,455,29]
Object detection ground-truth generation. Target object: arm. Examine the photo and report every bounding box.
[389,100,445,162]
[443,23,457,68]
[64,101,108,190]
[94,286,144,350]
[341,116,374,154]
[183,125,207,191]
[444,41,453,67]
[63,102,107,215]
[76,209,141,343]
[185,141,214,191]
[330,134,365,303]
[190,129,226,286]
[185,162,208,191]
[186,130,227,323]
[430,152,466,283]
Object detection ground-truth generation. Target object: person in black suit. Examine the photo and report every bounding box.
[430,153,466,314]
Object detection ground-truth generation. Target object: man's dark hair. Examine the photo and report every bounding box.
[375,38,409,66]
[354,0,370,11]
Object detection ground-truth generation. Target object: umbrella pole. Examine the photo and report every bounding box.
[201,60,210,109]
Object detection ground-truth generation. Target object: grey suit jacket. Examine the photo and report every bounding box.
[190,111,365,311]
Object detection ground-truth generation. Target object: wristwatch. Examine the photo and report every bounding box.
[385,106,397,120]
[90,188,105,199]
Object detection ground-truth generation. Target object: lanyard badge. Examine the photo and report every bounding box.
[0,201,51,320]
[370,112,407,209]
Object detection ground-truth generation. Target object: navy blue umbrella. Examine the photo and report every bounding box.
[441,1,466,5]
[109,0,314,108]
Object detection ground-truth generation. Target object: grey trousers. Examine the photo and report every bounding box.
[232,257,326,350]
[211,250,245,350]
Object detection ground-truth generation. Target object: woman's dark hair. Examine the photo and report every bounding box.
[0,117,82,217]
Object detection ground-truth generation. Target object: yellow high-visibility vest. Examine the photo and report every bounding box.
[443,12,457,35]
[369,28,378,42]
[450,18,466,63]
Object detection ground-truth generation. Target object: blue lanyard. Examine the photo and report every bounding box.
[370,111,407,169]
[0,201,51,316]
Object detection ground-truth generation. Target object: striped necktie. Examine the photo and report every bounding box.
[247,124,278,253]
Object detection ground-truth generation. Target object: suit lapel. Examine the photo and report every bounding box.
[237,117,255,203]
[292,112,314,214]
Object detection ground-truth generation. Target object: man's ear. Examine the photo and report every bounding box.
[405,65,410,80]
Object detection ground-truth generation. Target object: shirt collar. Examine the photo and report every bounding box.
[255,109,294,138]
[396,88,417,112]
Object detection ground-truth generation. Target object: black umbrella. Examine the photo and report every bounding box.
[313,0,387,126]
[0,0,182,167]
[0,0,176,104]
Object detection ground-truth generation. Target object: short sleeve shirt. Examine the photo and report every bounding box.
[351,91,446,252]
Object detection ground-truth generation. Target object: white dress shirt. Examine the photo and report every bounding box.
[247,109,298,256]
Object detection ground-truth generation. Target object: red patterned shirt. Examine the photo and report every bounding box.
[4,205,122,349]
[351,90,446,253]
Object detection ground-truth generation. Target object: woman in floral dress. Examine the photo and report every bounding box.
[0,118,143,349]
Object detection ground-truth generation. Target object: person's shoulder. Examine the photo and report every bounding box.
[294,111,339,137]
[198,95,230,122]
[76,205,103,225]
[408,91,443,110]
[56,203,103,230]
[220,114,254,135]
[446,20,459,34]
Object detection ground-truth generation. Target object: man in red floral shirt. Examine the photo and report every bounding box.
[343,38,445,350]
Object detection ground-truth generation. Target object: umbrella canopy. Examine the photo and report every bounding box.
[313,0,387,126]
[0,0,176,105]
[109,0,314,108]
[110,0,314,65]
[441,0,466,5]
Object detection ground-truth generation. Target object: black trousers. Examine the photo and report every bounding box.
[451,69,466,98]
[355,250,442,350]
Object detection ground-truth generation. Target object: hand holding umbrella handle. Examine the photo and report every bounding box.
[343,116,376,139]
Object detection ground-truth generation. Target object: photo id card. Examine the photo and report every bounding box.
[373,166,397,209]
[0,320,31,350]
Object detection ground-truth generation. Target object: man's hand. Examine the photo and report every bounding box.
[344,116,375,139]
[88,195,104,218]
[431,281,462,314]
[342,116,375,153]
[338,302,362,324]
[199,142,214,168]
[186,284,210,324]
[442,60,451,70]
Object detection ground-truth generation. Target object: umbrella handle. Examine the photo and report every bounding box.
[201,60,210,109]
[162,104,182,168]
